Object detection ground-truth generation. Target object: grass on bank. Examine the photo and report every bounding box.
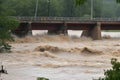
[103,30,120,32]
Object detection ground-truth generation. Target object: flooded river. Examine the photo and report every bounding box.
[0,31,120,80]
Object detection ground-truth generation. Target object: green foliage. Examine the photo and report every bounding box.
[75,0,120,5]
[75,0,87,6]
[98,58,120,80]
[37,77,49,80]
[0,16,19,53]
[0,42,11,53]
[0,0,19,53]
[3,0,120,17]
[117,0,120,3]
[0,17,19,41]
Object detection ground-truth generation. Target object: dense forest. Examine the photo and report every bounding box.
[3,0,120,18]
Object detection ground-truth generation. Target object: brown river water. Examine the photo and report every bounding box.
[0,31,120,80]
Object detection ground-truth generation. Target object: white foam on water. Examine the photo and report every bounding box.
[0,30,120,80]
[32,30,120,38]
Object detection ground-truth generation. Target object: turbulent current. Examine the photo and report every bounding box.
[0,31,120,80]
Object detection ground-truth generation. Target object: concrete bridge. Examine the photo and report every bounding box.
[12,17,120,40]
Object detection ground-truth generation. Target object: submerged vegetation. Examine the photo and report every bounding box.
[37,77,49,80]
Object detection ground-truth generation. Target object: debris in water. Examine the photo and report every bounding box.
[81,47,102,54]
[103,35,111,39]
[34,45,63,53]
[112,49,120,56]
[0,65,8,74]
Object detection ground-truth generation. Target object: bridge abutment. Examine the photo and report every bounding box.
[81,22,102,40]
[12,22,32,37]
[48,22,68,35]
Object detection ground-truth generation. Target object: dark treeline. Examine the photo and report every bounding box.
[5,0,120,18]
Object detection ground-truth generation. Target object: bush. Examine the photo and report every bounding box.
[37,77,49,80]
[0,0,19,53]
[0,42,11,53]
[0,16,19,53]
[98,58,120,80]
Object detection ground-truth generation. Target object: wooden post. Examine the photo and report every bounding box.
[81,22,102,40]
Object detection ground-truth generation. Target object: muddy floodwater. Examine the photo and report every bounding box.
[0,31,120,80]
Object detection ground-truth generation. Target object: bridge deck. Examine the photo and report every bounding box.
[16,17,120,30]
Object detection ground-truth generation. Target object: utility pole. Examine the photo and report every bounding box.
[48,0,50,16]
[91,0,93,19]
[34,0,39,18]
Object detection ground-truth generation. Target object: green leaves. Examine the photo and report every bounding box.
[98,58,120,80]
[37,77,49,80]
[0,0,19,53]
[0,17,19,40]
[0,42,11,53]
[75,0,87,6]
[0,16,19,53]
[116,0,120,3]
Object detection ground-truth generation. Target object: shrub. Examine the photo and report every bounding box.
[0,42,11,53]
[0,1,19,53]
[37,77,49,80]
[98,58,120,80]
[0,17,19,53]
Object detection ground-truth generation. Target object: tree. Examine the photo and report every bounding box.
[0,0,19,53]
[117,0,120,3]
[75,0,120,18]
[75,0,120,5]
[6,0,35,16]
[61,0,75,17]
[98,58,120,80]
[75,0,87,5]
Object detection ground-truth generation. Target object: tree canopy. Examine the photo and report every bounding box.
[75,0,120,5]
[0,0,19,53]
[3,0,119,18]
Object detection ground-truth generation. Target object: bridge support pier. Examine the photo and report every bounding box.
[58,22,68,35]
[27,22,32,36]
[48,22,68,35]
[81,22,102,40]
[48,30,58,34]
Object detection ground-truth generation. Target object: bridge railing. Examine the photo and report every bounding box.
[15,16,120,22]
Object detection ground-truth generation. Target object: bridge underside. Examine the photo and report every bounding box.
[30,22,120,30]
[12,21,120,40]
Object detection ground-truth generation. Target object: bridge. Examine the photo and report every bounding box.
[12,17,120,40]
